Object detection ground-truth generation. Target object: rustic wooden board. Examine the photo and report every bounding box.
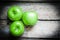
[0,3,60,19]
[22,21,59,38]
[0,20,59,38]
[0,3,59,39]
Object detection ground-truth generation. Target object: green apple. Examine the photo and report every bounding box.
[10,21,24,36]
[8,6,23,21]
[22,11,38,26]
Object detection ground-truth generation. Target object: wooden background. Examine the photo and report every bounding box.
[0,1,60,40]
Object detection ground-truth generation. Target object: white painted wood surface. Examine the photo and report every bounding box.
[0,3,59,38]
[1,3,60,19]
[22,21,59,38]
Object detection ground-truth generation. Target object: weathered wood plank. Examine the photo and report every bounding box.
[22,21,59,38]
[0,3,59,38]
[0,3,60,19]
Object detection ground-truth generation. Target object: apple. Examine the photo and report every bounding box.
[8,6,23,21]
[10,21,24,36]
[22,11,38,26]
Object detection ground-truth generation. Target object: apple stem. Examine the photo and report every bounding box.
[13,11,16,14]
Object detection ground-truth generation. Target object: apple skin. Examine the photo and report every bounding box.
[10,21,24,36]
[8,6,23,21]
[22,11,38,26]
